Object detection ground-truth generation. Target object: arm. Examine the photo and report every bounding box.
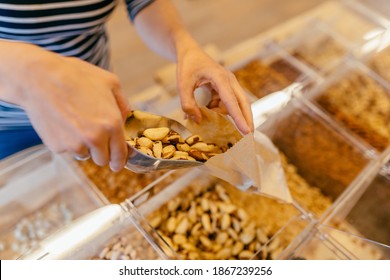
[132,0,254,134]
[0,41,130,171]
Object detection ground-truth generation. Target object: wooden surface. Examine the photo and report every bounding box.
[106,0,328,98]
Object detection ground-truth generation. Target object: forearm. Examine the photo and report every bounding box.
[133,0,199,62]
[0,40,65,110]
[0,40,41,106]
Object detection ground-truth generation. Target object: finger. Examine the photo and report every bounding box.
[111,77,131,121]
[71,143,90,161]
[88,133,110,167]
[213,76,251,134]
[108,125,128,172]
[177,78,202,123]
[207,90,228,114]
[230,77,254,132]
[206,90,221,109]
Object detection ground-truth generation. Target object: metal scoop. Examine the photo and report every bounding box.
[124,83,299,173]
[124,110,203,173]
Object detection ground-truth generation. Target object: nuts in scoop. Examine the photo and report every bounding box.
[127,127,228,162]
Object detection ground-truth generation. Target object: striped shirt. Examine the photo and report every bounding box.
[0,0,154,130]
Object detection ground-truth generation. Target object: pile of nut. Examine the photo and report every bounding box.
[316,73,390,151]
[1,202,73,259]
[280,152,333,216]
[127,127,227,162]
[271,106,368,200]
[233,60,293,99]
[91,150,334,261]
[93,230,161,260]
[78,160,168,204]
[292,37,346,72]
[370,47,390,83]
[146,181,291,260]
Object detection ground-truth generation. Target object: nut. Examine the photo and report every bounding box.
[175,218,189,235]
[152,141,163,158]
[176,143,190,152]
[221,214,231,230]
[188,149,208,162]
[137,137,153,149]
[216,248,232,259]
[162,145,176,159]
[191,142,213,153]
[143,127,170,141]
[232,242,244,256]
[238,250,253,260]
[185,135,202,145]
[199,236,212,248]
[201,214,212,233]
[138,147,153,157]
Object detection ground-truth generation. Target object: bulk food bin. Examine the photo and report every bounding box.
[222,40,318,100]
[304,59,390,152]
[315,148,390,259]
[281,224,389,260]
[257,94,375,218]
[345,0,390,24]
[124,168,314,260]
[276,21,350,76]
[322,1,386,48]
[0,145,108,259]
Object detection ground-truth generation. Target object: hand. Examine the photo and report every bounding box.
[176,42,254,134]
[7,45,130,171]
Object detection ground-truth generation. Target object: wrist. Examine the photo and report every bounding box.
[173,30,201,61]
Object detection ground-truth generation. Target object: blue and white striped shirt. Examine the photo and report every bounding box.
[0,0,154,130]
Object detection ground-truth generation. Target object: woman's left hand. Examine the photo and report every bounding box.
[176,44,254,134]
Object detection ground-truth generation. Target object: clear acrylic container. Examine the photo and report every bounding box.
[277,20,350,75]
[305,59,390,152]
[127,168,313,260]
[346,0,390,24]
[324,2,386,47]
[223,41,319,100]
[257,94,375,218]
[0,145,108,259]
[316,148,390,256]
[364,42,390,85]
[283,224,389,260]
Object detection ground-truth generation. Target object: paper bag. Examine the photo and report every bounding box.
[186,107,292,203]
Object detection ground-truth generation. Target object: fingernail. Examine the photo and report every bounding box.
[110,162,122,172]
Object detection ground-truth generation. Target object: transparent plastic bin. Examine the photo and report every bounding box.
[346,0,390,24]
[223,41,319,100]
[257,95,374,218]
[322,1,387,48]
[87,209,178,260]
[128,168,313,260]
[277,20,350,75]
[306,59,390,152]
[316,149,390,257]
[18,201,178,260]
[283,224,389,260]
[0,145,107,259]
[75,158,173,205]
[365,42,390,85]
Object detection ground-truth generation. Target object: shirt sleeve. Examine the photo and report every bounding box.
[126,0,156,21]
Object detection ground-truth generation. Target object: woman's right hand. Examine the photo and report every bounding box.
[0,41,130,171]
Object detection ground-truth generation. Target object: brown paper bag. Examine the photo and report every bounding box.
[186,107,292,203]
